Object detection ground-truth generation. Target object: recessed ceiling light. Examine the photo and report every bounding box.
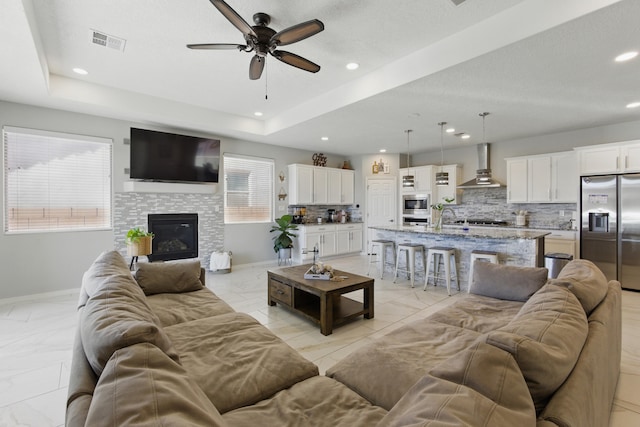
[379,149,387,153]
[73,68,88,75]
[346,62,359,70]
[615,51,638,62]
[446,127,455,133]
[254,111,263,117]
[321,136,329,141]
[627,101,640,109]
[461,134,471,139]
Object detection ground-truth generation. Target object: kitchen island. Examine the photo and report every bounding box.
[370,225,549,292]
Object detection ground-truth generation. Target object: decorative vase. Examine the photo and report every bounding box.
[433,210,443,231]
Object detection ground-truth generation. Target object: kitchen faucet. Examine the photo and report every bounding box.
[441,208,457,224]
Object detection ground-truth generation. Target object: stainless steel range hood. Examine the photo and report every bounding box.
[457,142,504,189]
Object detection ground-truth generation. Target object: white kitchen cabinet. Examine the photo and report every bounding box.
[528,156,552,202]
[327,169,342,204]
[551,152,578,202]
[340,169,355,204]
[576,140,640,175]
[293,225,337,262]
[414,166,433,193]
[313,168,329,204]
[336,223,363,254]
[507,152,577,203]
[434,164,461,205]
[506,158,528,203]
[288,164,355,205]
[288,164,313,205]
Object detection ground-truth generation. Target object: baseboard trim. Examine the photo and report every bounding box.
[0,288,79,306]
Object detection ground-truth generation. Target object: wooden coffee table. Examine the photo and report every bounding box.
[267,264,374,335]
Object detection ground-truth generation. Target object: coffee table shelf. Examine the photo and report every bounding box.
[268,264,374,335]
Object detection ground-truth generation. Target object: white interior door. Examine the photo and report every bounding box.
[366,177,398,251]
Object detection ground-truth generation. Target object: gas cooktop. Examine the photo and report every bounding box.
[453,219,509,226]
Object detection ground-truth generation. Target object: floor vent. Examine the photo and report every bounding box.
[90,29,126,52]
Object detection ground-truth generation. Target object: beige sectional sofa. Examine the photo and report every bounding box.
[66,251,621,426]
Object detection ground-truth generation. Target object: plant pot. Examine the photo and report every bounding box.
[127,236,152,256]
[278,247,292,266]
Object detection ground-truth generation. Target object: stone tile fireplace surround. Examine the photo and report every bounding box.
[114,192,224,264]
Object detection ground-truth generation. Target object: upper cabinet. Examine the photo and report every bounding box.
[434,164,461,205]
[506,151,577,204]
[399,165,433,193]
[288,164,313,205]
[288,164,354,205]
[506,158,528,203]
[576,140,640,175]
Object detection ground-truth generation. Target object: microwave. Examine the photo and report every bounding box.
[403,194,430,215]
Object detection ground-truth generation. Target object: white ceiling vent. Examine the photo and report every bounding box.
[90,29,126,52]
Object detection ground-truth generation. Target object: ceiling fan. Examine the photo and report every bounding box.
[187,0,324,80]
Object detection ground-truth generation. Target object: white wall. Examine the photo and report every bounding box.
[0,101,346,299]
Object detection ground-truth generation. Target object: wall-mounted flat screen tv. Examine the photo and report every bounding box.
[130,128,220,183]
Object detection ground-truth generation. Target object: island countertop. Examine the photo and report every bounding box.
[370,225,550,240]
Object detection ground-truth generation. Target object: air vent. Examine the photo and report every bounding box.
[90,29,126,52]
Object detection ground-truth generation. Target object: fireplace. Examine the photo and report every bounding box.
[147,213,198,262]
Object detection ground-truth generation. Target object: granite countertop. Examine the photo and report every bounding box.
[370,224,550,240]
[296,221,364,226]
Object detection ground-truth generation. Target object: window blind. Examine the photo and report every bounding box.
[223,153,273,224]
[3,126,112,233]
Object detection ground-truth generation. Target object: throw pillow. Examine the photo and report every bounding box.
[134,260,203,295]
[548,259,609,315]
[470,261,548,301]
[485,284,588,412]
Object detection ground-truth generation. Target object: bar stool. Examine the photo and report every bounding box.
[394,243,425,288]
[424,247,459,296]
[468,250,499,292]
[367,239,395,279]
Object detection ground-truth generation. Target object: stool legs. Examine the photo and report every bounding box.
[424,249,458,295]
[394,245,424,288]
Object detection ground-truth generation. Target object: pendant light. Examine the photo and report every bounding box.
[435,122,449,186]
[402,130,415,188]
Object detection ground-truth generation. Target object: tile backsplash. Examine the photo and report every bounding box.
[437,187,577,230]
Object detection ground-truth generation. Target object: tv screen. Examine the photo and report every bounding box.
[130,128,220,183]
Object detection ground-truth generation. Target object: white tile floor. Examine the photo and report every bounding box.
[1,254,639,426]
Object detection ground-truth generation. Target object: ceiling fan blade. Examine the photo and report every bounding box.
[187,43,246,50]
[272,50,320,73]
[271,19,324,47]
[249,55,265,80]
[209,0,257,38]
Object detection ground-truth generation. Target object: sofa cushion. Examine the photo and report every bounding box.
[549,259,609,315]
[134,260,203,295]
[164,312,319,413]
[427,293,524,333]
[485,284,588,412]
[145,287,235,327]
[80,251,179,376]
[470,261,548,301]
[378,342,536,426]
[85,343,227,427]
[326,320,483,410]
[223,376,387,427]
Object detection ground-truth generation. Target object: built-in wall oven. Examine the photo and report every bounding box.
[403,194,430,216]
[403,216,430,226]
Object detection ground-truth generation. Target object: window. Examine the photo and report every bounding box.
[3,126,112,233]
[223,153,273,224]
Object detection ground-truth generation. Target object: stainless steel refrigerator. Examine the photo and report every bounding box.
[581,174,640,290]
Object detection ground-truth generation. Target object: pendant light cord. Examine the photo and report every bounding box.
[438,122,446,172]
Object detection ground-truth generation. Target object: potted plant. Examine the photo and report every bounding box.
[270,215,298,264]
[126,227,154,257]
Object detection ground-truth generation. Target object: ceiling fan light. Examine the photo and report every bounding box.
[435,171,449,186]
